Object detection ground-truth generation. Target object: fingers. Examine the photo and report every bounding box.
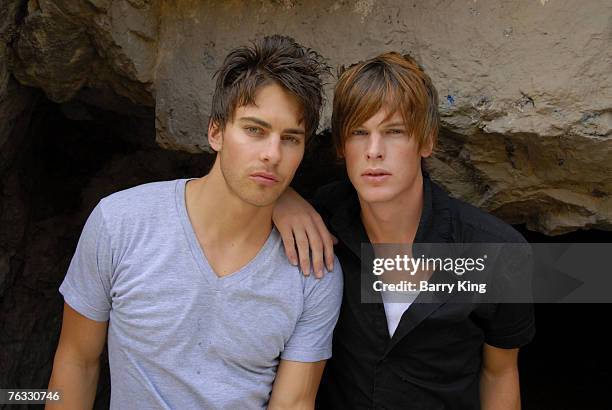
[292,228,311,276]
[274,206,336,277]
[277,225,298,266]
[305,223,325,279]
[292,218,327,278]
[313,214,335,273]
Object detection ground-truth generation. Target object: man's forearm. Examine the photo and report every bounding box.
[479,367,521,410]
[46,355,100,409]
[268,360,325,410]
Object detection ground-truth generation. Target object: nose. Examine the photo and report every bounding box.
[260,135,282,165]
[366,132,384,160]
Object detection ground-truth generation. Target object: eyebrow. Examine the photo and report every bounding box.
[353,122,407,129]
[238,116,305,135]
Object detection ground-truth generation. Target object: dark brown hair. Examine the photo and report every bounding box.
[210,35,328,141]
[332,52,439,156]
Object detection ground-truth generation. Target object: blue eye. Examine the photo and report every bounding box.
[351,129,368,136]
[387,129,405,134]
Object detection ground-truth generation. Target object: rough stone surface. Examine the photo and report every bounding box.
[5,0,611,234]
[1,0,32,167]
[1,0,35,319]
[9,0,157,106]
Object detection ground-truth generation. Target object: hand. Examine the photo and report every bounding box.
[273,188,337,278]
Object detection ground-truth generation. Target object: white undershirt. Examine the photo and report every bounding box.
[381,291,420,337]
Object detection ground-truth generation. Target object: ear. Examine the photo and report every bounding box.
[420,138,434,159]
[208,120,223,152]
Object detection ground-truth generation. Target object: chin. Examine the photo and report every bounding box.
[357,186,399,205]
[242,189,283,208]
[242,195,277,208]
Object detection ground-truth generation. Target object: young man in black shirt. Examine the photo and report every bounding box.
[273,52,534,409]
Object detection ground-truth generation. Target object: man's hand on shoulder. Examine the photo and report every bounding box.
[273,187,337,278]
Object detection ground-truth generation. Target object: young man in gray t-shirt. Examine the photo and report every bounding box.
[47,35,343,410]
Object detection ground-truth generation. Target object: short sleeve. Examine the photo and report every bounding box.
[482,303,535,348]
[281,258,343,362]
[481,246,536,348]
[59,201,113,322]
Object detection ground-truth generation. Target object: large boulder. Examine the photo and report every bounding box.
[6,0,612,235]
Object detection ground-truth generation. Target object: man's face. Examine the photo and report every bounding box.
[343,107,432,205]
[209,82,306,207]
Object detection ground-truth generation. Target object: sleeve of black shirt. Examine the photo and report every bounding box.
[482,303,536,349]
[480,246,536,349]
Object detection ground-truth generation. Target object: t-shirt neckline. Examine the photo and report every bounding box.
[175,178,277,289]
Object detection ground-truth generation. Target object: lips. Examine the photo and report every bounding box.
[362,168,391,183]
[362,168,391,177]
[249,171,280,187]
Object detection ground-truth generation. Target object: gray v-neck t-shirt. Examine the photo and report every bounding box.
[59,178,343,409]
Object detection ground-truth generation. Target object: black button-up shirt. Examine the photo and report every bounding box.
[313,174,535,410]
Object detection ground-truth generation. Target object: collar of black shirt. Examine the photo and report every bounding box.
[320,172,459,352]
[327,171,454,260]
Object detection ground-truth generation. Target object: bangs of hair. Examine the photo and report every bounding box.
[210,35,328,143]
[332,52,439,157]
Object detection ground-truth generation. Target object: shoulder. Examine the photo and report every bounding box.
[267,229,344,292]
[446,194,526,243]
[94,179,183,242]
[302,256,343,305]
[312,179,355,214]
[428,179,525,243]
[98,179,180,222]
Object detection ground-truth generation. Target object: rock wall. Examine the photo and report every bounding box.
[5,0,611,235]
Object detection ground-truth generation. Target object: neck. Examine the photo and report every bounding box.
[360,172,425,244]
[186,161,273,245]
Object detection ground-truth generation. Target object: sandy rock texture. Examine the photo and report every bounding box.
[4,0,612,234]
